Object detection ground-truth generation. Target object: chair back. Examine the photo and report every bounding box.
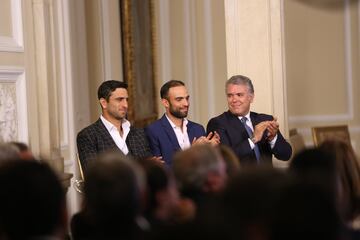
[289,128,306,156]
[73,153,85,194]
[312,125,351,147]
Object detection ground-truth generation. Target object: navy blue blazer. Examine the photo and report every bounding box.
[207,111,292,166]
[145,114,206,166]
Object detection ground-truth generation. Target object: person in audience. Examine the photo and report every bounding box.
[207,75,292,166]
[172,145,227,210]
[0,160,68,239]
[218,145,241,179]
[139,159,194,230]
[152,145,228,240]
[0,142,20,165]
[288,148,347,239]
[270,175,342,240]
[77,80,157,172]
[222,167,290,240]
[145,80,220,166]
[71,150,147,240]
[10,141,34,160]
[320,140,360,231]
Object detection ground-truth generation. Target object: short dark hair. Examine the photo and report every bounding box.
[160,80,185,99]
[226,75,254,94]
[84,151,144,228]
[97,80,128,101]
[0,160,65,238]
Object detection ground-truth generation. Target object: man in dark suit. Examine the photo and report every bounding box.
[77,80,153,172]
[207,75,292,166]
[145,80,219,166]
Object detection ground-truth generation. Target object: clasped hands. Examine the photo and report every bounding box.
[192,131,220,146]
[252,117,279,144]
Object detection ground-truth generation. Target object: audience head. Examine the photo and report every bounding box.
[289,147,336,183]
[320,139,360,222]
[140,159,181,223]
[0,142,20,165]
[218,145,240,179]
[222,167,287,240]
[225,75,254,116]
[0,160,67,239]
[97,80,129,121]
[10,141,34,160]
[83,150,145,230]
[172,145,227,198]
[270,177,341,240]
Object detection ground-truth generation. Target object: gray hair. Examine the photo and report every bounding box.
[225,75,254,94]
[172,145,224,192]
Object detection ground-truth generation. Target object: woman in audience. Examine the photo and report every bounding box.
[320,140,360,230]
[289,146,358,239]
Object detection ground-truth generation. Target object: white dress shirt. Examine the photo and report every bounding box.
[165,114,191,150]
[100,115,130,154]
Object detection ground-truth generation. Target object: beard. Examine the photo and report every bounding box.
[169,106,188,119]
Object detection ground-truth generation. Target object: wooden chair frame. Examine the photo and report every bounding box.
[312,125,351,147]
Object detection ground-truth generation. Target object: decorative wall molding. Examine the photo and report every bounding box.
[289,0,353,124]
[184,0,199,120]
[0,67,28,143]
[156,0,171,85]
[100,0,113,81]
[0,0,24,52]
[57,0,70,151]
[203,0,215,118]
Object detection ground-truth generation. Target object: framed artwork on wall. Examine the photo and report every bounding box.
[120,0,158,127]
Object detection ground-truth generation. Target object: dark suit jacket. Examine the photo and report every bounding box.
[145,114,206,166]
[207,111,292,166]
[77,119,152,172]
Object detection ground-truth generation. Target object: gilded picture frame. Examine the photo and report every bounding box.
[120,0,158,127]
[312,125,351,146]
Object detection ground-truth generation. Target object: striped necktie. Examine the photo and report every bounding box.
[241,117,260,162]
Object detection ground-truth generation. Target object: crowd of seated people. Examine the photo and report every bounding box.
[0,139,360,240]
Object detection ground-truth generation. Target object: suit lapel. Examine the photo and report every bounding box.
[249,112,260,127]
[95,119,118,149]
[187,122,196,143]
[160,115,181,150]
[226,111,248,137]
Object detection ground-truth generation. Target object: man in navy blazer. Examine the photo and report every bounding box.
[207,75,292,166]
[145,80,219,166]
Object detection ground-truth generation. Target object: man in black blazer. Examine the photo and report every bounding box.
[207,75,292,166]
[77,80,153,172]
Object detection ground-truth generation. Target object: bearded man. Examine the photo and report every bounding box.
[145,80,219,166]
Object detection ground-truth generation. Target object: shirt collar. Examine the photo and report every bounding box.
[238,112,251,121]
[165,114,188,129]
[100,115,131,132]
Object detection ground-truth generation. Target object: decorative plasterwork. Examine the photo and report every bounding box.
[0,67,27,143]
